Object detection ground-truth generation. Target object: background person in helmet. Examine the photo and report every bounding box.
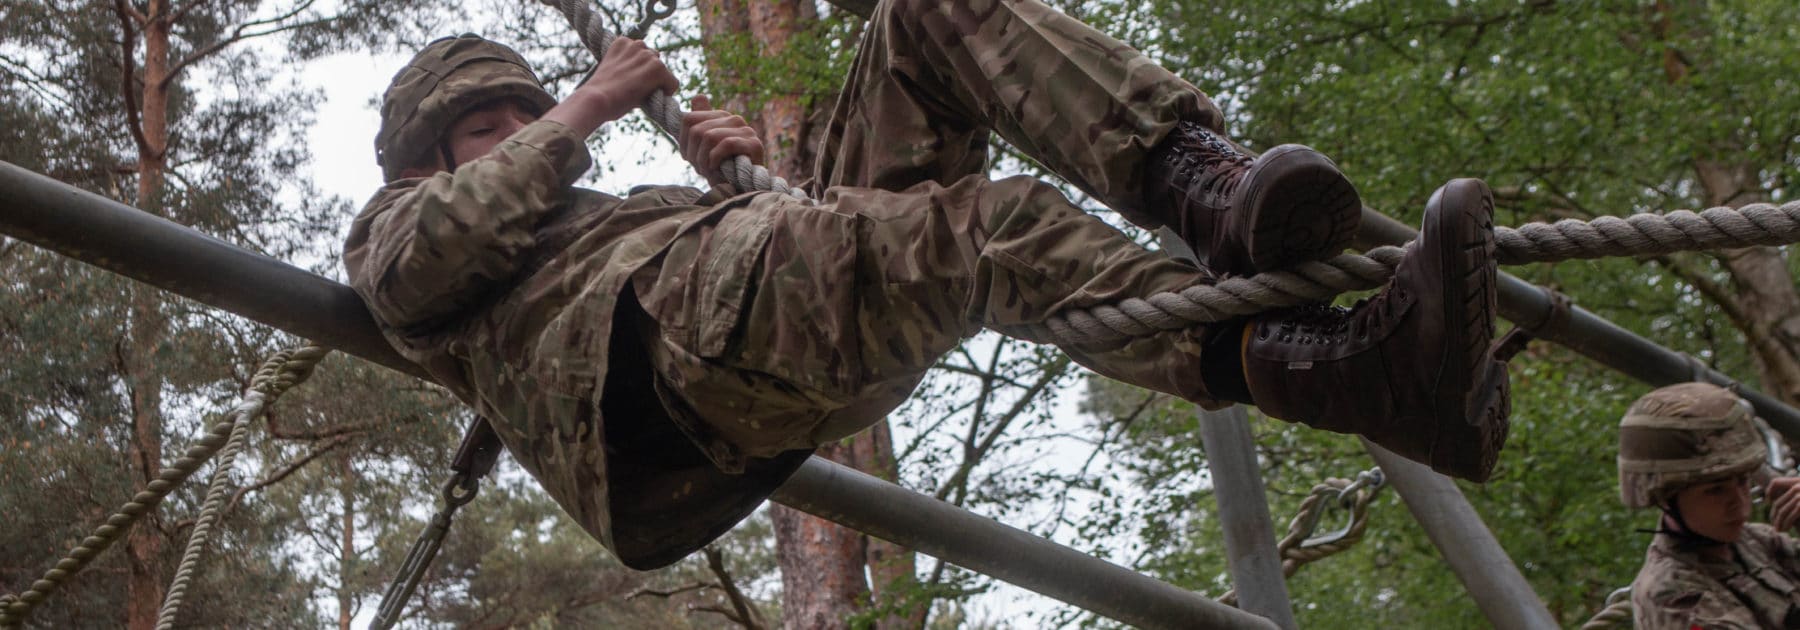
[1618,382,1800,629]
[344,1,1513,570]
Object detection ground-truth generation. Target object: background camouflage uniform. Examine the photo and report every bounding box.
[1632,523,1800,629]
[347,0,1233,568]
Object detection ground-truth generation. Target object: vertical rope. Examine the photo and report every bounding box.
[153,345,328,629]
[542,0,807,198]
[0,345,328,629]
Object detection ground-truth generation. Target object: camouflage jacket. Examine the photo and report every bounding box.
[1632,523,1800,629]
[344,120,806,569]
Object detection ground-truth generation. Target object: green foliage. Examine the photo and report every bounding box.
[8,0,1796,627]
[1058,0,1799,627]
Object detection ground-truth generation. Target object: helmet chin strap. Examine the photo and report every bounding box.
[438,142,458,174]
[1644,501,1729,547]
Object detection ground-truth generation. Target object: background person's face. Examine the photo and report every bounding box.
[1673,475,1754,543]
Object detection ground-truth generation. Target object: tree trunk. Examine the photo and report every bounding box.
[1693,160,1800,407]
[694,0,753,118]
[124,3,175,627]
[772,443,871,629]
[338,457,357,630]
[123,306,166,630]
[694,3,925,626]
[854,423,927,630]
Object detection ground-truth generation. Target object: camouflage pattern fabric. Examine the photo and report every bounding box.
[1632,524,1800,629]
[816,0,1225,229]
[348,0,1233,568]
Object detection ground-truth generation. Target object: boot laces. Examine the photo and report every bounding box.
[1264,304,1351,346]
[1164,123,1252,204]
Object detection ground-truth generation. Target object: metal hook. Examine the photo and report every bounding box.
[626,0,678,40]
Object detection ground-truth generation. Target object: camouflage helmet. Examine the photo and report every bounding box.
[1617,382,1767,509]
[375,34,558,182]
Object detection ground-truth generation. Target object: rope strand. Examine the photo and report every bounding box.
[0,346,329,629]
[543,0,806,199]
[1037,201,1800,350]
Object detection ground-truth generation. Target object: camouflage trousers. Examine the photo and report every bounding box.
[637,0,1232,463]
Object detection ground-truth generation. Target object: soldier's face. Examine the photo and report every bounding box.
[445,98,541,168]
[1673,474,1753,542]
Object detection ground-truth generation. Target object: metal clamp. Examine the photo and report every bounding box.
[1297,468,1387,549]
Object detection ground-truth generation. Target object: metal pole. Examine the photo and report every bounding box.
[776,458,1279,630]
[0,160,1275,630]
[1361,440,1559,630]
[1354,208,1800,438]
[1197,406,1298,629]
[0,162,423,381]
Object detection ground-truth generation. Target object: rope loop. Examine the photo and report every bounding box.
[1579,587,1634,629]
[1217,467,1387,606]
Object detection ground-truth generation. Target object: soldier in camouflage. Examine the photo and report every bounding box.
[346,0,1512,569]
[1618,382,1800,629]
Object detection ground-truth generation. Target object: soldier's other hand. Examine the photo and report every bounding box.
[680,95,764,188]
[547,37,680,134]
[1767,477,1800,531]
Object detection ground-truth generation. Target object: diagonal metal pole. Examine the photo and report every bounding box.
[1160,230,1298,628]
[1196,406,1298,630]
[1361,441,1559,629]
[0,160,1277,630]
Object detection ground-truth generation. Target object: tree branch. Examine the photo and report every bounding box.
[935,355,1072,504]
[626,582,714,600]
[117,0,149,24]
[112,0,152,165]
[702,546,765,630]
[171,435,352,531]
[165,8,335,84]
[265,418,385,442]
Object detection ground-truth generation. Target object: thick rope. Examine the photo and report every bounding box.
[1217,470,1386,607]
[1580,598,1634,629]
[1031,200,1800,349]
[0,345,329,629]
[543,0,806,199]
[1580,588,1635,629]
[154,345,329,630]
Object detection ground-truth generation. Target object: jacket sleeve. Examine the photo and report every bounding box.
[344,120,593,336]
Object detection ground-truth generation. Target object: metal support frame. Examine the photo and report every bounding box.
[0,161,1279,628]
[12,152,1800,627]
[1197,405,1298,629]
[775,458,1278,630]
[1362,441,1559,629]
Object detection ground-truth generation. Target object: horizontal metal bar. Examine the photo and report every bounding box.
[0,160,1271,629]
[0,161,423,381]
[776,458,1278,629]
[1355,208,1800,438]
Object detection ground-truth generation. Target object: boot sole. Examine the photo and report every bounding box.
[1236,145,1362,274]
[1423,179,1510,482]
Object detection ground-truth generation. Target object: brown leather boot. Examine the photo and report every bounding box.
[1240,179,1511,482]
[1143,121,1362,277]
